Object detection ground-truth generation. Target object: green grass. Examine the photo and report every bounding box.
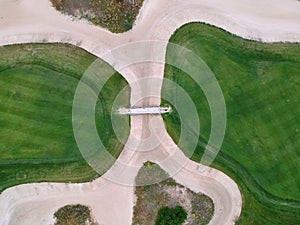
[0,43,129,192]
[162,23,300,224]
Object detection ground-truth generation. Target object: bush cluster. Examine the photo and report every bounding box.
[155,206,187,225]
[54,204,98,225]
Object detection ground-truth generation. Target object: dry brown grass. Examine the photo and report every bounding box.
[53,204,99,225]
[50,0,66,10]
[132,163,214,225]
[49,0,144,33]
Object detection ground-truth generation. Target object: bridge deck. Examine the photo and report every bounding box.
[118,106,171,115]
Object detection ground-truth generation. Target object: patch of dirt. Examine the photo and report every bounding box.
[53,204,99,225]
[49,0,144,33]
[132,162,214,225]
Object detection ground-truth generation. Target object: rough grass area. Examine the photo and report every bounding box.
[54,204,98,225]
[132,162,214,225]
[50,0,144,33]
[162,23,300,225]
[0,43,130,192]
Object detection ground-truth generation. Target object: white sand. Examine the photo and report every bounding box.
[0,0,300,225]
[0,178,134,225]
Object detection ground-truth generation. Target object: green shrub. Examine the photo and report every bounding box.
[54,204,98,225]
[155,206,187,225]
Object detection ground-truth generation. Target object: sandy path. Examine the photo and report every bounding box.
[0,0,300,225]
[0,178,134,225]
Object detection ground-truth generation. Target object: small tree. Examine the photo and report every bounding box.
[124,21,132,30]
[155,206,187,225]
